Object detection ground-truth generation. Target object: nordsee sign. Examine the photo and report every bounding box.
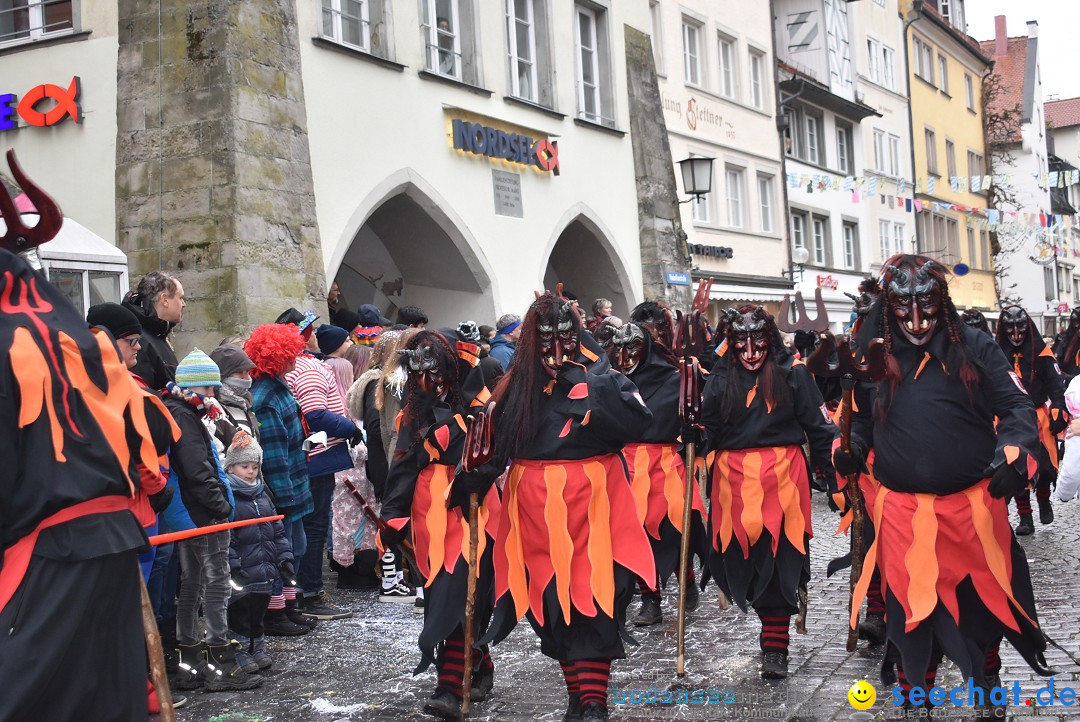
[451,118,560,175]
[666,271,691,286]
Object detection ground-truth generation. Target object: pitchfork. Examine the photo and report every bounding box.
[0,149,63,253]
[776,288,830,335]
[805,335,886,652]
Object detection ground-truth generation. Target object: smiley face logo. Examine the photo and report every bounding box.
[848,680,876,710]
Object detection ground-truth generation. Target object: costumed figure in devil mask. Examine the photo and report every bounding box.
[377,330,502,721]
[835,255,1050,714]
[961,308,992,335]
[995,305,1067,534]
[1055,307,1080,382]
[0,155,177,720]
[701,305,837,680]
[478,291,654,722]
[610,323,708,628]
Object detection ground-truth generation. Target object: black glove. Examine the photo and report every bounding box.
[833,441,868,477]
[457,470,490,497]
[1049,410,1069,436]
[350,425,365,446]
[681,425,703,446]
[380,524,406,547]
[148,485,174,513]
[278,560,296,586]
[229,570,249,591]
[987,463,1029,499]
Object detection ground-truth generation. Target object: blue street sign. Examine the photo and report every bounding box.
[666,271,691,286]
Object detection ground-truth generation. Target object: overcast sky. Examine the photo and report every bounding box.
[964,0,1080,101]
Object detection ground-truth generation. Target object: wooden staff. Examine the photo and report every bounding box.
[140,568,174,721]
[461,493,480,716]
[675,430,696,677]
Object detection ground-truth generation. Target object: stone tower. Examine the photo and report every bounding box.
[115,0,326,353]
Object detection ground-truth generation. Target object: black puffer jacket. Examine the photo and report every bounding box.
[227,475,292,596]
[162,395,232,526]
[122,297,178,391]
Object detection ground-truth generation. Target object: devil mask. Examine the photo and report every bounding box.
[728,307,772,372]
[399,339,451,399]
[999,305,1030,348]
[960,308,990,335]
[885,259,942,347]
[536,300,580,378]
[612,323,648,375]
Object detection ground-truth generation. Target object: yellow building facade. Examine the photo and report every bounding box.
[904,1,997,310]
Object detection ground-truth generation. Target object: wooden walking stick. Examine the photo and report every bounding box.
[140,569,174,722]
[672,278,711,677]
[460,402,495,716]
[805,333,886,652]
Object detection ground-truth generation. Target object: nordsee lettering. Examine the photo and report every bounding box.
[451,118,560,175]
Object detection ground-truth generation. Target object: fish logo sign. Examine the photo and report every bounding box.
[0,76,83,132]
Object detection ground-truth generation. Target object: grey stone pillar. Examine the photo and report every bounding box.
[624,25,692,310]
[115,0,326,354]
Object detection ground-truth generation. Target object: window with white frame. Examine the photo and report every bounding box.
[574,4,614,127]
[749,50,765,109]
[725,166,744,228]
[937,54,949,94]
[873,128,886,172]
[967,149,984,178]
[758,174,774,233]
[967,225,977,268]
[783,103,825,166]
[867,37,881,84]
[946,138,957,178]
[879,220,892,261]
[913,36,934,85]
[888,134,900,176]
[812,216,828,265]
[48,267,123,318]
[806,113,821,165]
[506,0,538,102]
[842,222,858,269]
[947,218,960,260]
[791,211,807,250]
[980,229,990,268]
[939,0,964,31]
[925,128,938,175]
[320,0,370,51]
[682,20,702,86]
[836,123,852,174]
[0,0,74,45]
[649,0,663,72]
[423,0,479,84]
[718,33,736,99]
[882,46,896,90]
[893,222,906,257]
[964,74,974,111]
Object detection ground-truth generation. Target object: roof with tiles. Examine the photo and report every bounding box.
[979,35,1028,144]
[1046,98,1080,130]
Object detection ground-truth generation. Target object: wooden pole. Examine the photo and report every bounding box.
[461,493,480,716]
[676,441,696,677]
[140,565,174,722]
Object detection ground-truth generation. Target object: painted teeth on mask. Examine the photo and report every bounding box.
[904,319,931,333]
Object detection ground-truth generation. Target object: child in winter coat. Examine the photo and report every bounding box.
[225,431,296,673]
[1057,376,1080,502]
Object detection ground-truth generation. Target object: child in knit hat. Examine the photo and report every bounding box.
[224,431,296,674]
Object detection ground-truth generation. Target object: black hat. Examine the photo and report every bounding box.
[87,302,142,339]
[316,325,350,356]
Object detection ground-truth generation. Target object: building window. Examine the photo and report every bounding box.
[0,0,74,45]
[873,128,885,172]
[879,220,892,262]
[836,123,852,174]
[423,0,479,84]
[806,114,821,165]
[913,36,934,85]
[725,166,744,228]
[682,20,702,86]
[574,4,613,126]
[842,222,858,270]
[967,226,977,268]
[882,46,896,90]
[946,139,957,178]
[792,212,806,250]
[718,34,736,99]
[888,134,900,176]
[320,0,370,51]
[749,50,765,109]
[925,128,938,175]
[867,37,881,84]
[783,104,825,166]
[937,54,949,94]
[967,150,984,178]
[939,0,964,31]
[506,0,538,102]
[812,216,828,266]
[649,0,663,72]
[758,174,774,233]
[893,222,906,257]
[947,218,960,261]
[1045,266,1056,302]
[964,73,975,111]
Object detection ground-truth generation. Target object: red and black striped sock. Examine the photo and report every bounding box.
[436,638,466,699]
[560,660,579,696]
[478,644,494,673]
[758,614,790,652]
[867,572,886,616]
[984,642,1001,675]
[576,658,611,707]
[1015,491,1033,516]
[687,567,696,583]
[897,659,939,696]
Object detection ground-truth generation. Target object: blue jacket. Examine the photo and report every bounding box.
[251,376,314,523]
[227,473,292,597]
[488,335,516,372]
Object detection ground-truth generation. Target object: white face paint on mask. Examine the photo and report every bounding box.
[224,376,252,391]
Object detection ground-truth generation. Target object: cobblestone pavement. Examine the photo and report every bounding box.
[174,496,1080,722]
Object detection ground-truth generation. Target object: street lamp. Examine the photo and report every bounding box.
[782,246,810,284]
[677,156,714,203]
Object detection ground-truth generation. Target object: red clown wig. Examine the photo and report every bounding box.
[245,324,306,379]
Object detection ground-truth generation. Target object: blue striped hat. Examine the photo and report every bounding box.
[175,348,222,388]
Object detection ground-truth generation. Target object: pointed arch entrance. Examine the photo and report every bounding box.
[542,208,637,317]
